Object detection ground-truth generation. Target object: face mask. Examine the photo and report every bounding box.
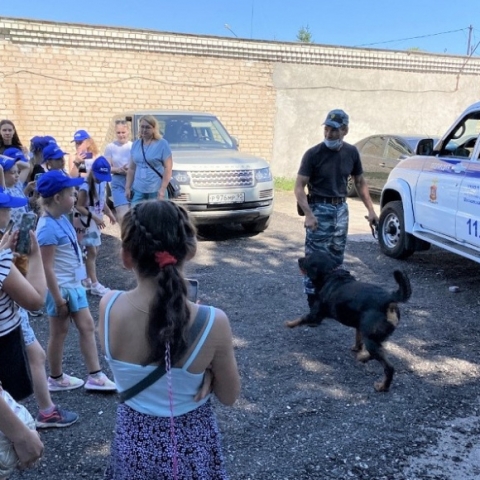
[324,139,343,151]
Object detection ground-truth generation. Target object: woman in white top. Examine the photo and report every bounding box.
[99,200,240,479]
[104,120,132,222]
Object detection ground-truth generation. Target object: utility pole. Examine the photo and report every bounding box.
[467,25,473,55]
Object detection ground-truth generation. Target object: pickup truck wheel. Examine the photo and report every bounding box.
[378,201,414,259]
[242,217,271,233]
[346,176,357,197]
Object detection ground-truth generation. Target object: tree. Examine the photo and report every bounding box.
[297,25,313,43]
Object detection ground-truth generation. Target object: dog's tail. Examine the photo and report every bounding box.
[391,270,412,303]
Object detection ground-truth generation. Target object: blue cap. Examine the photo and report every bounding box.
[71,129,90,143]
[31,136,47,151]
[30,136,56,151]
[36,170,85,198]
[42,144,66,162]
[0,148,24,171]
[91,156,112,182]
[0,188,28,208]
[2,147,27,163]
[323,109,349,129]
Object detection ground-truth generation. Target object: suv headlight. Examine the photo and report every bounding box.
[255,167,272,183]
[172,170,190,185]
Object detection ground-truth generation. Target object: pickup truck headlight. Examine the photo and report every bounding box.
[172,170,190,185]
[255,167,272,183]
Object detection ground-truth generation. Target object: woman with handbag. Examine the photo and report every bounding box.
[124,115,173,205]
[98,200,240,479]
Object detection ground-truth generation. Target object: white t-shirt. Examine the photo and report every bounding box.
[104,141,132,169]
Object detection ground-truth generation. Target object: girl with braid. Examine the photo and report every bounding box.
[99,200,240,480]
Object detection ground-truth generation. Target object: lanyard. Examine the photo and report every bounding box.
[46,213,81,263]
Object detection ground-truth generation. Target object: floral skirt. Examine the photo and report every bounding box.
[104,400,228,480]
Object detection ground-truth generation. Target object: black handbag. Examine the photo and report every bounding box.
[0,326,33,401]
[140,141,181,199]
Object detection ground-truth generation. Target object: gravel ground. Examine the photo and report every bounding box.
[11,192,480,479]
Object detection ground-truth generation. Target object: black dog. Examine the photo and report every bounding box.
[286,251,411,392]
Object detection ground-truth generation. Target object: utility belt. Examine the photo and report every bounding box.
[308,194,346,205]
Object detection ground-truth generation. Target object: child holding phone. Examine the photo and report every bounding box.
[74,156,116,296]
[69,129,99,177]
[35,170,116,392]
[0,188,79,428]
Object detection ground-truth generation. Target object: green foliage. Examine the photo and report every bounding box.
[297,25,313,43]
[274,177,295,191]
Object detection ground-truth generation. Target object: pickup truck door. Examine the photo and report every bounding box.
[455,143,480,247]
[414,156,466,239]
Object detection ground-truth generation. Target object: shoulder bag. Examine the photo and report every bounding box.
[0,387,37,477]
[119,305,210,402]
[140,141,181,199]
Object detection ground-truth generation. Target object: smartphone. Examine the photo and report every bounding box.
[34,173,43,182]
[186,278,199,303]
[16,213,38,255]
[83,152,93,160]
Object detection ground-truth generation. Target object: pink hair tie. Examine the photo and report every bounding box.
[155,251,177,268]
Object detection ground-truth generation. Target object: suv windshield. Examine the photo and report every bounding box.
[135,115,237,150]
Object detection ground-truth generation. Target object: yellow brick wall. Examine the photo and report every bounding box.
[1,42,275,162]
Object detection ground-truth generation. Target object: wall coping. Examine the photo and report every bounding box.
[1,16,479,75]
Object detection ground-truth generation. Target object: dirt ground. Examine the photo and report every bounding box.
[11,192,480,479]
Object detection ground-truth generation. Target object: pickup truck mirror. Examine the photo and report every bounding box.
[416,139,434,156]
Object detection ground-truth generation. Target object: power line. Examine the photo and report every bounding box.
[355,27,468,48]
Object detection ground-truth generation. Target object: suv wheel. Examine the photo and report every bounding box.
[378,201,414,259]
[241,217,271,233]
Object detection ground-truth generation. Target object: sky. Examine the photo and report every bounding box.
[1,1,480,57]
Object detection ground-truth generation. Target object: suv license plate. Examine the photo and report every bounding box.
[208,193,245,204]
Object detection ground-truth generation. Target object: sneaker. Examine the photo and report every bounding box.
[28,309,43,317]
[48,373,84,392]
[90,282,111,297]
[36,405,79,429]
[82,278,92,290]
[84,372,116,392]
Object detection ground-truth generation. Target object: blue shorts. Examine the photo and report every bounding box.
[45,287,89,317]
[20,309,36,346]
[111,175,130,208]
[304,201,349,295]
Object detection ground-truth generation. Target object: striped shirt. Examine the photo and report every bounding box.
[0,250,20,336]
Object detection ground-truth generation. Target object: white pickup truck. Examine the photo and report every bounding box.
[378,101,480,263]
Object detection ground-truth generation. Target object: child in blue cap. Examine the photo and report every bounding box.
[0,187,78,427]
[75,156,116,296]
[36,171,116,392]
